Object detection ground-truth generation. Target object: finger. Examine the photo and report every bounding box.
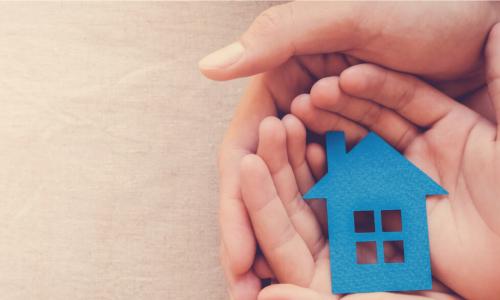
[310,76,419,151]
[282,114,328,237]
[219,148,256,276]
[461,87,497,124]
[253,254,275,279]
[306,143,326,181]
[305,142,328,235]
[199,2,362,80]
[281,114,317,195]
[485,22,500,136]
[290,94,368,147]
[220,245,261,300]
[432,71,486,99]
[218,76,277,277]
[218,76,278,296]
[248,53,353,114]
[296,53,351,80]
[339,64,464,127]
[260,58,315,114]
[259,284,338,300]
[303,143,329,241]
[266,53,352,112]
[240,154,314,286]
[257,117,324,257]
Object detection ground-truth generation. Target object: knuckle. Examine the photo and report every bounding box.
[243,5,288,42]
[269,221,297,252]
[394,78,417,112]
[360,104,383,127]
[255,6,283,31]
[394,124,416,151]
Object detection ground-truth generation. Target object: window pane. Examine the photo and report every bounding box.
[381,209,402,232]
[353,210,375,233]
[383,240,404,263]
[356,241,377,264]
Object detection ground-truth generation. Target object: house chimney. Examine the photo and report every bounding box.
[326,131,346,172]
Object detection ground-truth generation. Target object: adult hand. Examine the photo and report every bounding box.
[200,2,499,97]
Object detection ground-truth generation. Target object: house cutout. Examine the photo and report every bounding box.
[304,131,447,293]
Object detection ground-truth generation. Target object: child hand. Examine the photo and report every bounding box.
[287,24,500,300]
[241,116,457,299]
[240,115,328,289]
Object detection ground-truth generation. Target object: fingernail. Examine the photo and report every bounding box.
[199,42,244,70]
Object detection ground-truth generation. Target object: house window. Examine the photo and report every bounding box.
[381,210,402,232]
[356,241,377,264]
[353,209,404,264]
[353,211,375,232]
[383,240,404,263]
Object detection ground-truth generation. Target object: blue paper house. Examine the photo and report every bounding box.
[304,131,447,294]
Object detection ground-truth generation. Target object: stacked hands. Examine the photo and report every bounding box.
[199,3,500,300]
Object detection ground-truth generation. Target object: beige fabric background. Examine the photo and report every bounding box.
[0,2,274,299]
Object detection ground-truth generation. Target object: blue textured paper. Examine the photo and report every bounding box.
[304,131,447,294]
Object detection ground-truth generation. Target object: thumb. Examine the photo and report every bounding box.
[199,2,363,81]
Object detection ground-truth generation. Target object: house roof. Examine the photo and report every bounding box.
[303,131,447,201]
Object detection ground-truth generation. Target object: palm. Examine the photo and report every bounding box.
[405,100,500,299]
